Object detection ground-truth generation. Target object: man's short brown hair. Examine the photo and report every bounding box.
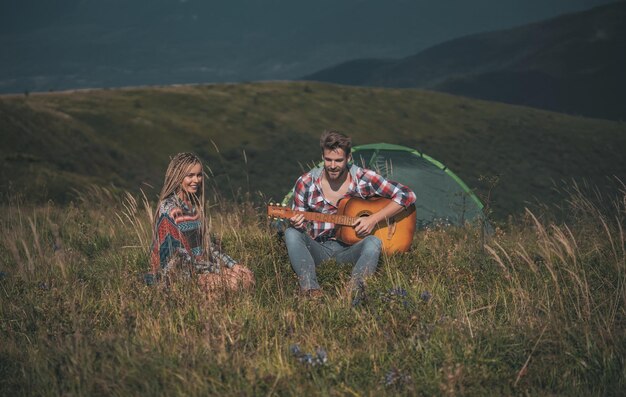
[320,129,352,155]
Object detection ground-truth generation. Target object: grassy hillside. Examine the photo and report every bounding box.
[2,81,626,218]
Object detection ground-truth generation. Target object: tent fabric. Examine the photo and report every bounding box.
[283,143,485,229]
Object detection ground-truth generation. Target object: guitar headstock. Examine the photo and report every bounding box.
[267,203,293,219]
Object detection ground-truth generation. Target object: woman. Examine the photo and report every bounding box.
[149,152,254,293]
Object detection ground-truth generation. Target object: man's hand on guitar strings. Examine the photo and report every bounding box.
[353,216,379,237]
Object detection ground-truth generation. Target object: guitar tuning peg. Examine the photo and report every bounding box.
[282,203,287,207]
[269,202,274,206]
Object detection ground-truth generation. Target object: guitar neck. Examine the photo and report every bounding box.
[268,206,356,226]
[297,210,356,226]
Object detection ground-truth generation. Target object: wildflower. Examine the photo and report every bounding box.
[420,291,432,302]
[289,344,328,366]
[0,271,6,281]
[389,287,408,297]
[384,370,397,386]
[384,368,412,387]
[289,344,301,356]
[379,287,413,309]
[315,347,328,364]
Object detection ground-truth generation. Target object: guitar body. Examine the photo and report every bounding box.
[335,197,416,253]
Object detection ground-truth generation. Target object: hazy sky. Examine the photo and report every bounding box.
[0,0,620,92]
[1,0,617,34]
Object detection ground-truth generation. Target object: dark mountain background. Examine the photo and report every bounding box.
[303,1,626,120]
[0,0,617,94]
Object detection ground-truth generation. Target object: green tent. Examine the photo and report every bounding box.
[283,143,485,229]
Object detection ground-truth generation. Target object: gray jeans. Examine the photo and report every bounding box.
[284,227,382,290]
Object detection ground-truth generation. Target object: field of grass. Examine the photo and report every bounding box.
[2,81,626,218]
[1,81,624,394]
[1,179,624,395]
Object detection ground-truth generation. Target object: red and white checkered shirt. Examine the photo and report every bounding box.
[292,164,416,240]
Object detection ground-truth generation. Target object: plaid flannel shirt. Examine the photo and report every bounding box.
[292,164,416,241]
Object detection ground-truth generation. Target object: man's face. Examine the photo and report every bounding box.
[322,148,350,181]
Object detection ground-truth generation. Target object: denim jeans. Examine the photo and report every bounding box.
[284,227,382,290]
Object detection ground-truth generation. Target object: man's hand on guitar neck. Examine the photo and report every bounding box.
[290,213,306,229]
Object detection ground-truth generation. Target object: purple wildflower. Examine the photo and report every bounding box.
[289,344,301,356]
[300,353,314,365]
[315,347,328,364]
[388,287,408,297]
[290,344,328,366]
[384,368,412,387]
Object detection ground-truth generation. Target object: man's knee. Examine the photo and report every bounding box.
[362,235,382,253]
[284,227,304,245]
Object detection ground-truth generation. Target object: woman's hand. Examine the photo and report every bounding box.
[169,207,183,220]
[217,264,255,291]
[198,264,255,298]
[231,264,255,289]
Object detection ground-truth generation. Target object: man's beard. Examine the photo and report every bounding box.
[325,166,347,181]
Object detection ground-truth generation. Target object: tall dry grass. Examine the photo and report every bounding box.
[0,181,624,395]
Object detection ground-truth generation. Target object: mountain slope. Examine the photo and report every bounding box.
[2,82,625,218]
[303,1,626,120]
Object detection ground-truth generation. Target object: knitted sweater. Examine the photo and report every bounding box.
[149,194,237,278]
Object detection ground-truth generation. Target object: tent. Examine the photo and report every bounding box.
[283,143,485,229]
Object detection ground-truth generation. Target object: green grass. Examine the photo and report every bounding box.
[2,81,626,218]
[1,180,624,395]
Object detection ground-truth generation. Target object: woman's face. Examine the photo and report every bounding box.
[180,162,203,196]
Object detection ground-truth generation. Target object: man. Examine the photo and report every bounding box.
[284,130,416,297]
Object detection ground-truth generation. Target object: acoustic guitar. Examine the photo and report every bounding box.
[267,197,416,253]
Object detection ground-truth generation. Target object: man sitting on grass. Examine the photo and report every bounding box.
[284,130,416,298]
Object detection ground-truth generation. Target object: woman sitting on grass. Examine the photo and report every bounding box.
[149,152,254,294]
